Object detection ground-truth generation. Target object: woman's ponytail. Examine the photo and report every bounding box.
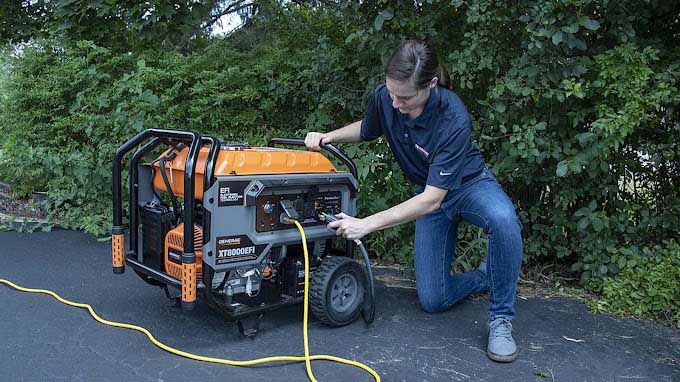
[436,64,452,90]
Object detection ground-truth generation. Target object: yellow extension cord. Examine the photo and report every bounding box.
[0,220,380,382]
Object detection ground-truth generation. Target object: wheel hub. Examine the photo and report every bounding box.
[331,274,358,312]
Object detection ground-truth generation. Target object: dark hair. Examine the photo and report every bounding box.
[384,40,452,90]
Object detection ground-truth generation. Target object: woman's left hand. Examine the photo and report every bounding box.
[327,213,371,240]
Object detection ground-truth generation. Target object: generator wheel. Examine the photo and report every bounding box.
[310,256,366,327]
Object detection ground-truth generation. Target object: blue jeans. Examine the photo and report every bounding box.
[414,167,522,321]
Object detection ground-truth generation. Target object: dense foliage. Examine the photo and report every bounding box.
[592,240,680,327]
[0,1,252,51]
[1,1,678,323]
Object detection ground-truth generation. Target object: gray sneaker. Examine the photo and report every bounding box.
[487,318,518,362]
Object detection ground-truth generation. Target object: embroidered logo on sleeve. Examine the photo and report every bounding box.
[414,143,429,158]
[439,171,453,176]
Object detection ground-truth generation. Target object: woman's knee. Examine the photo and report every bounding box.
[417,291,447,314]
[487,205,521,234]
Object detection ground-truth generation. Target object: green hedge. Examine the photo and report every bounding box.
[591,240,680,327]
[1,1,679,290]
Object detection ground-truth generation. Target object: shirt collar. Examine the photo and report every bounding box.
[400,86,441,129]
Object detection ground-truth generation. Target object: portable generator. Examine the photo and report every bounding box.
[111,129,374,336]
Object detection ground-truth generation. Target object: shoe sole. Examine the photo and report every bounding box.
[487,349,518,363]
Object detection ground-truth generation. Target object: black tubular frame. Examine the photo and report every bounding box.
[128,137,162,259]
[200,136,220,245]
[113,129,202,256]
[267,138,358,180]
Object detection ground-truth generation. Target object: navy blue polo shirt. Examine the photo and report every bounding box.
[360,84,485,191]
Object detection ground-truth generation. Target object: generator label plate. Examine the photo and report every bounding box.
[218,181,248,206]
[167,248,182,265]
[215,235,265,264]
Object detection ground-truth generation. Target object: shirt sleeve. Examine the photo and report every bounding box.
[360,85,384,141]
[426,113,472,191]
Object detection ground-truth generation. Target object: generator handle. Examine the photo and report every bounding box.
[267,138,358,180]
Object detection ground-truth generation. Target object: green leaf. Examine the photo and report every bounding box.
[551,31,564,45]
[556,161,568,177]
[599,264,608,275]
[525,66,540,77]
[573,38,588,50]
[374,14,385,31]
[577,216,590,230]
[382,8,394,21]
[576,132,595,146]
[561,24,579,34]
[573,64,588,76]
[574,207,591,217]
[568,161,582,173]
[583,19,600,31]
[607,263,619,274]
[591,216,604,231]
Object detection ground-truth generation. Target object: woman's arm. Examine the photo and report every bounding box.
[304,120,363,150]
[329,185,448,240]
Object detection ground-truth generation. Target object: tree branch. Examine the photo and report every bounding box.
[202,0,253,29]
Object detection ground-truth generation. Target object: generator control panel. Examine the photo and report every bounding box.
[256,189,342,232]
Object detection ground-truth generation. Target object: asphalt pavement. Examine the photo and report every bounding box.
[1,229,678,382]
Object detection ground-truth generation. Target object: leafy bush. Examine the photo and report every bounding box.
[0,1,679,291]
[590,240,680,327]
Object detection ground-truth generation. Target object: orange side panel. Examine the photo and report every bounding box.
[164,224,203,281]
[152,146,339,200]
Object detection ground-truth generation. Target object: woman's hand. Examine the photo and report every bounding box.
[327,213,372,240]
[304,132,332,151]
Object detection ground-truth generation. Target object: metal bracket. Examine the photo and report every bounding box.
[244,180,265,206]
[163,285,181,306]
[237,313,264,339]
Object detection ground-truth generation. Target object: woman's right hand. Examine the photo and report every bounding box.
[304,132,332,151]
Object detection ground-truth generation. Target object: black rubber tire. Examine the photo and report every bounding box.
[310,256,366,327]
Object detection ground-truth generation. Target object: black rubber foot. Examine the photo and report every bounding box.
[181,300,196,311]
[113,267,125,274]
[237,314,264,339]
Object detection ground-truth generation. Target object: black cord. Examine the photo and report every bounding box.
[216,271,230,291]
[149,157,163,202]
[357,242,375,324]
[158,155,182,222]
[149,142,184,204]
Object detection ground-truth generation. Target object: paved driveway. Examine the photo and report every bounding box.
[1,229,678,381]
